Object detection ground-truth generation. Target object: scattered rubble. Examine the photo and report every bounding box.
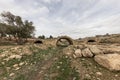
[0,34,120,80]
[63,43,120,71]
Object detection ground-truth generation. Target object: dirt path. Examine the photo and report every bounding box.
[34,57,58,80]
[32,48,62,80]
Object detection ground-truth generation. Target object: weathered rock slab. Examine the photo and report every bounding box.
[82,48,93,57]
[94,53,120,71]
[89,45,103,55]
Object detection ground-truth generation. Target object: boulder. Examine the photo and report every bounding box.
[94,53,120,71]
[82,48,93,57]
[63,46,74,56]
[74,49,82,57]
[89,45,103,55]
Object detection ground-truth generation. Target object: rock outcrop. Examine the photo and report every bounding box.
[88,45,103,55]
[94,53,120,71]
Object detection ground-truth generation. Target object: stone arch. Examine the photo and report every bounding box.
[56,36,73,47]
[87,39,96,42]
[34,40,43,44]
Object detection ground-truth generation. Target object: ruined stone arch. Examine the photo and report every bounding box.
[56,36,73,47]
[34,40,43,44]
[87,39,96,42]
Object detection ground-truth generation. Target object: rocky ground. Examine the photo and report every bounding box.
[0,35,120,80]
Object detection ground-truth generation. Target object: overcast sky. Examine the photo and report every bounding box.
[0,0,120,38]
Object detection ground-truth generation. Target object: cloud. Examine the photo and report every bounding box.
[0,0,120,38]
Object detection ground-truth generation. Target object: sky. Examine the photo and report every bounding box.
[0,0,120,38]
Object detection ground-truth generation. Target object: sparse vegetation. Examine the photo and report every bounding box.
[47,55,80,80]
[0,30,120,80]
[0,45,61,80]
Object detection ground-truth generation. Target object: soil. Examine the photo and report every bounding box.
[0,35,120,80]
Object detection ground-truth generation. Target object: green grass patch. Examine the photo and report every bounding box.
[0,46,60,80]
[48,55,80,80]
[14,74,27,80]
